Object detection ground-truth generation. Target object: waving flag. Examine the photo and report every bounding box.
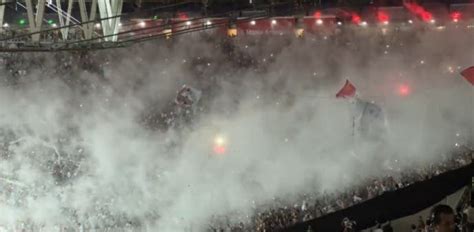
[354,99,388,141]
[336,80,356,98]
[461,66,474,86]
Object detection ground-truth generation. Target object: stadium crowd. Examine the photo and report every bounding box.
[0,27,473,232]
[210,147,473,232]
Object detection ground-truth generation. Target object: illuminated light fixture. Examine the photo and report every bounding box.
[51,23,57,28]
[250,20,256,25]
[316,19,323,25]
[271,19,277,25]
[205,20,212,26]
[95,23,101,29]
[2,23,9,28]
[295,28,304,38]
[47,19,54,25]
[19,19,26,25]
[360,21,368,27]
[138,21,146,28]
[163,25,172,39]
[377,11,390,25]
[186,21,192,26]
[451,12,461,23]
[429,19,435,24]
[408,19,413,24]
[351,13,361,24]
[227,22,237,38]
[295,17,304,38]
[118,22,122,27]
[313,11,322,19]
[337,21,342,26]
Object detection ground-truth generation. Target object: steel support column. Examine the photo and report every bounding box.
[0,0,5,29]
[25,0,46,42]
[98,0,123,42]
[78,0,97,40]
[55,0,74,40]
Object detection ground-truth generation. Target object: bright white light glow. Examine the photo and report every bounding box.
[316,19,323,25]
[214,135,226,146]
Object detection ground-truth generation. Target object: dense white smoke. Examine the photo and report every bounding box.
[0,26,473,231]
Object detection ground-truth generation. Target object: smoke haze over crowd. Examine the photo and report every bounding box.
[0,26,473,231]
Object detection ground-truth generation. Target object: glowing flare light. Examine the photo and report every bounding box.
[404,2,432,22]
[351,13,361,25]
[377,11,390,24]
[212,135,227,155]
[398,84,411,96]
[451,12,461,22]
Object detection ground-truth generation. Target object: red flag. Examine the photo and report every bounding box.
[461,66,474,86]
[336,80,356,98]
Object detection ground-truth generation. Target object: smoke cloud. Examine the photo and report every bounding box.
[0,26,473,231]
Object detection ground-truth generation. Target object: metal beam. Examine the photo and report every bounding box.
[78,0,97,39]
[55,0,75,40]
[0,0,5,30]
[98,0,123,42]
[25,0,46,42]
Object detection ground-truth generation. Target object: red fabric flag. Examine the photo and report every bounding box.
[461,66,474,86]
[336,80,356,98]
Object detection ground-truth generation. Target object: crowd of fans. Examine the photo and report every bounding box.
[209,147,473,232]
[0,26,472,232]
